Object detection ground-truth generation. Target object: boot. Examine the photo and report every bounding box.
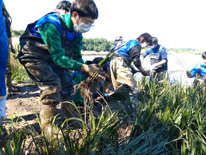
[40,105,60,140]
[61,99,82,128]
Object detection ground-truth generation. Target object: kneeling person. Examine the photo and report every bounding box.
[109,33,152,99]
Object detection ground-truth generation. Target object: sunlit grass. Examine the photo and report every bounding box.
[2,46,206,154]
[10,44,29,83]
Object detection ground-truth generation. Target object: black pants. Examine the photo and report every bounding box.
[22,59,75,106]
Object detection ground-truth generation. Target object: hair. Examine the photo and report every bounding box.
[137,33,152,46]
[152,37,158,45]
[56,0,71,12]
[92,57,103,64]
[70,0,98,19]
[85,60,93,65]
[115,36,123,41]
[202,51,206,59]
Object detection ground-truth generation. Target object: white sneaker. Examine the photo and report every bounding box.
[0,95,7,123]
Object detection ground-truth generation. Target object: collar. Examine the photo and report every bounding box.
[61,13,75,32]
[53,9,61,14]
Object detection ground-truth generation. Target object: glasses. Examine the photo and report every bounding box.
[79,17,95,26]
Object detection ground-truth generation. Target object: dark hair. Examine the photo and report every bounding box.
[85,60,93,65]
[56,0,71,12]
[152,37,158,45]
[137,33,152,46]
[92,57,103,64]
[202,51,206,59]
[70,0,98,19]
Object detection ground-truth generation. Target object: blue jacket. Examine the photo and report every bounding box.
[29,12,81,41]
[0,0,9,96]
[190,63,206,77]
[117,40,140,58]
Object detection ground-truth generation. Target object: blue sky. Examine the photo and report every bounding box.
[4,0,206,50]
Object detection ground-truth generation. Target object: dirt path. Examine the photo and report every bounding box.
[4,81,41,131]
[4,80,62,130]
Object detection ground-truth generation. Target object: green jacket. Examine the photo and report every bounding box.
[38,13,84,71]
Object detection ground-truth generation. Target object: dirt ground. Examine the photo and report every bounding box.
[4,80,63,131]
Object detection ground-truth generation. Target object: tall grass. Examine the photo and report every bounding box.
[10,44,29,83]
[2,45,206,154]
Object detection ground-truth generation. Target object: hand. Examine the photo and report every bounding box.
[87,64,106,80]
[186,70,192,78]
[149,64,156,74]
[10,46,16,54]
[142,70,149,76]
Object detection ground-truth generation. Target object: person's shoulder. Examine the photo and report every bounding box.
[159,45,167,52]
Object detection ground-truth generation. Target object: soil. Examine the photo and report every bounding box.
[4,81,41,131]
[2,81,62,154]
[2,80,132,154]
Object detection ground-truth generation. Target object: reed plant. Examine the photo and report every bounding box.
[1,75,206,154]
[10,44,29,83]
[2,44,206,154]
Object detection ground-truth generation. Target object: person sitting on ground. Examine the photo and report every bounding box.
[108,33,152,99]
[18,0,104,138]
[141,37,168,82]
[186,51,206,86]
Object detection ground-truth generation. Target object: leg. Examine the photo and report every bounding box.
[49,62,82,127]
[110,57,135,97]
[6,51,12,94]
[22,60,62,138]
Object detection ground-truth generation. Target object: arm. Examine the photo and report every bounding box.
[141,49,149,63]
[39,23,83,71]
[128,45,148,75]
[151,59,167,68]
[150,47,167,71]
[187,64,201,78]
[72,34,84,63]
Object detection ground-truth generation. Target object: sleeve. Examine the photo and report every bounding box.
[143,49,150,58]
[72,34,84,63]
[190,63,201,77]
[38,23,83,71]
[160,47,167,60]
[128,44,142,68]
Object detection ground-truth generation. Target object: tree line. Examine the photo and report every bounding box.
[12,30,203,53]
[12,30,115,52]
[82,38,115,52]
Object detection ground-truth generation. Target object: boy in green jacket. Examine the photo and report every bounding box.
[18,0,104,138]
